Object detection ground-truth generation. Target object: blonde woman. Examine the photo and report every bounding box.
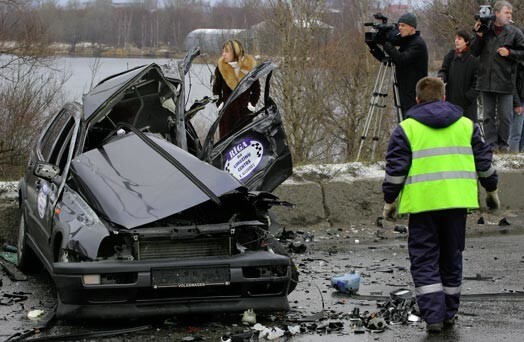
[213,39,260,139]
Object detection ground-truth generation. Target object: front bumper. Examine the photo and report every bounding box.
[52,251,291,319]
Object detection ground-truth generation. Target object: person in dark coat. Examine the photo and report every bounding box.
[366,13,428,118]
[438,29,479,122]
[510,60,524,152]
[213,39,260,139]
[383,12,428,117]
[470,1,524,152]
[382,76,499,333]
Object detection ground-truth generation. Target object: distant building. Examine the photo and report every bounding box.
[184,29,252,53]
[76,0,158,9]
[185,19,333,54]
[112,0,158,8]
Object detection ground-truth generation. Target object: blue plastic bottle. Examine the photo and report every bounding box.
[331,271,360,294]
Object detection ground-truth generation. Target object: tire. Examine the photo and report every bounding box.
[17,211,40,273]
[268,237,299,294]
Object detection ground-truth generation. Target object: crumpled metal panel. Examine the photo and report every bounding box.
[71,133,242,229]
[82,65,149,120]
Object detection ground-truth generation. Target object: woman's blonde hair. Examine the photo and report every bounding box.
[222,39,245,61]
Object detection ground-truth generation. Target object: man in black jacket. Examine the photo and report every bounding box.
[367,13,428,118]
[384,13,428,117]
[438,30,479,122]
[471,0,524,152]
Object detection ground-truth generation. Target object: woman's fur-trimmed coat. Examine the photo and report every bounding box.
[213,54,261,138]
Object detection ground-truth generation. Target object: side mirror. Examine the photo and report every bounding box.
[34,162,60,182]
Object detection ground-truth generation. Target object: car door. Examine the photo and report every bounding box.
[200,61,293,192]
[24,106,79,263]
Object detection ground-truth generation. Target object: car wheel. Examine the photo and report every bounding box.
[17,211,40,273]
[268,237,299,294]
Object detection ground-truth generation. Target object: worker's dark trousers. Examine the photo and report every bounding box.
[408,209,466,324]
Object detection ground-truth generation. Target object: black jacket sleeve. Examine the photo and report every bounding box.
[367,41,386,62]
[438,50,452,82]
[471,123,498,192]
[508,26,524,62]
[513,84,521,107]
[465,57,479,104]
[383,39,425,68]
[212,67,224,107]
[515,62,524,107]
[469,33,484,57]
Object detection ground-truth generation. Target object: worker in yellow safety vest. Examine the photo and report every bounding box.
[381,76,499,333]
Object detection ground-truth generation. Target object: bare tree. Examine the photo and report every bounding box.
[322,31,385,162]
[0,0,68,179]
[161,0,207,50]
[0,0,51,73]
[307,0,396,162]
[0,59,67,178]
[88,57,102,90]
[263,0,334,164]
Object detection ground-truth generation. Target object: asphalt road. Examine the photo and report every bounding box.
[1,229,524,342]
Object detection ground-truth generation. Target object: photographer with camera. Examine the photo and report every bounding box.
[470,1,524,152]
[367,13,428,117]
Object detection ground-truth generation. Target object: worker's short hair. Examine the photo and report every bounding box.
[494,1,512,13]
[416,77,445,103]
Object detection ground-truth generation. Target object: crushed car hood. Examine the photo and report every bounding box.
[71,133,243,229]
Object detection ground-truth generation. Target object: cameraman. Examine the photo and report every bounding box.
[470,0,524,152]
[369,13,428,117]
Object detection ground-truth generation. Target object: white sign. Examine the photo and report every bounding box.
[224,139,264,181]
[37,192,47,219]
[37,183,50,219]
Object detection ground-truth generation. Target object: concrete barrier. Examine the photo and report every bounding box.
[1,170,524,244]
[272,181,326,227]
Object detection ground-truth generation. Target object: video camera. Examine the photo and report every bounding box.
[474,5,495,34]
[364,13,399,45]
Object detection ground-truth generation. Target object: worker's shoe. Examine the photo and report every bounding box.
[426,322,443,333]
[443,316,456,327]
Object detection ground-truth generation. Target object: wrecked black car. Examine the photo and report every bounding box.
[17,48,297,319]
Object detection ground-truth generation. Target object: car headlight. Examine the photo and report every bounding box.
[83,274,101,285]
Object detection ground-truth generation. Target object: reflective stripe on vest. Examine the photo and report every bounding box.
[398,116,479,214]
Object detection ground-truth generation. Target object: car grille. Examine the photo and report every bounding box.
[136,237,232,260]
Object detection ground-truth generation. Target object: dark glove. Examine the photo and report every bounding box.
[486,190,500,210]
[383,202,397,221]
[383,41,395,54]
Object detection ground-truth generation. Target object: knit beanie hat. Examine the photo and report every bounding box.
[398,13,417,28]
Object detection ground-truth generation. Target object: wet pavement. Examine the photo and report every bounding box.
[1,223,524,341]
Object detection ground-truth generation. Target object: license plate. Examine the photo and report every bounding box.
[151,266,230,289]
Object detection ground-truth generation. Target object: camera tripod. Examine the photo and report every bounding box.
[356,57,403,161]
